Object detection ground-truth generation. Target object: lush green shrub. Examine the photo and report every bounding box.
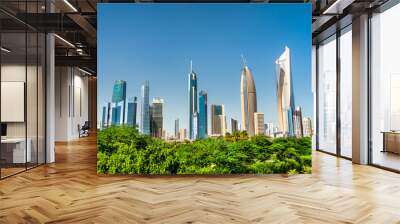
[97,126,312,174]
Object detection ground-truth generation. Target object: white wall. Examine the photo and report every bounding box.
[55,67,89,141]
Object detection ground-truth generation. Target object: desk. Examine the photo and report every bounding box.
[1,138,31,163]
[382,131,400,154]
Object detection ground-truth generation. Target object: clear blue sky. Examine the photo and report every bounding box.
[98,3,312,135]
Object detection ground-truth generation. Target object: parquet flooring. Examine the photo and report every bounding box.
[1,135,400,223]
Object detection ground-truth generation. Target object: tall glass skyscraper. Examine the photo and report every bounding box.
[101,105,107,128]
[150,97,164,138]
[127,96,137,127]
[188,62,198,140]
[140,81,150,135]
[111,105,122,125]
[111,80,127,125]
[198,90,208,139]
[240,61,257,136]
[276,46,295,136]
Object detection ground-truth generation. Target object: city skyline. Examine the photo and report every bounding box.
[98,4,312,135]
[99,55,311,136]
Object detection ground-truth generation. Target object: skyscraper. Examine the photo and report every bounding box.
[175,119,179,139]
[106,102,111,127]
[198,90,208,139]
[193,112,199,139]
[211,104,225,136]
[276,46,295,137]
[111,80,127,125]
[127,96,137,127]
[303,117,313,137]
[111,105,122,125]
[231,118,238,133]
[150,97,163,138]
[293,106,303,138]
[101,105,107,129]
[140,81,150,135]
[188,61,198,140]
[254,112,265,135]
[240,58,257,136]
[179,128,187,141]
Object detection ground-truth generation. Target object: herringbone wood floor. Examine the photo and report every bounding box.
[1,136,400,224]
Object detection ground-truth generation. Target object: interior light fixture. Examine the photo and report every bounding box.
[63,0,78,12]
[1,47,11,53]
[54,34,75,48]
[78,67,93,76]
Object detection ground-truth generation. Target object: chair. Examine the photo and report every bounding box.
[79,121,90,138]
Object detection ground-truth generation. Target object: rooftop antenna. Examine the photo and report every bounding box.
[241,54,247,67]
[190,60,193,73]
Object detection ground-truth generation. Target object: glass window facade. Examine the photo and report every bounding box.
[0,2,46,179]
[316,24,353,159]
[317,35,337,154]
[339,26,352,158]
[371,3,400,171]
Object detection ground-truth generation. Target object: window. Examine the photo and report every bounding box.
[339,26,352,158]
[371,3,400,171]
[317,35,337,154]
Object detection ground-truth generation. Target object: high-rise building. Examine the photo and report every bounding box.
[219,115,227,136]
[198,90,208,139]
[303,117,313,137]
[175,119,179,139]
[192,112,199,139]
[276,46,295,137]
[150,97,163,138]
[111,80,127,125]
[111,105,122,125]
[240,59,257,136]
[140,81,150,135]
[254,112,265,135]
[293,106,304,137]
[106,102,111,127]
[179,128,187,141]
[127,96,137,127]
[231,118,238,133]
[264,123,275,137]
[101,104,107,128]
[211,104,225,136]
[188,61,198,140]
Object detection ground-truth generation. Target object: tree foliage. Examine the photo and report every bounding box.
[97,126,312,175]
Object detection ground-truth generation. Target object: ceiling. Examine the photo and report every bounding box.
[0,0,393,75]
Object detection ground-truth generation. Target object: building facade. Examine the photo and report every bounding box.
[127,96,137,127]
[179,128,187,141]
[150,97,163,138]
[231,118,238,133]
[293,106,303,137]
[276,47,295,137]
[254,112,265,135]
[211,104,225,136]
[111,80,127,125]
[175,119,179,139]
[140,81,150,135]
[240,63,257,136]
[303,117,313,137]
[188,62,198,140]
[198,90,208,139]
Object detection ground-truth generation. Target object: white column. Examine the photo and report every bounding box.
[352,14,369,164]
[46,32,55,163]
